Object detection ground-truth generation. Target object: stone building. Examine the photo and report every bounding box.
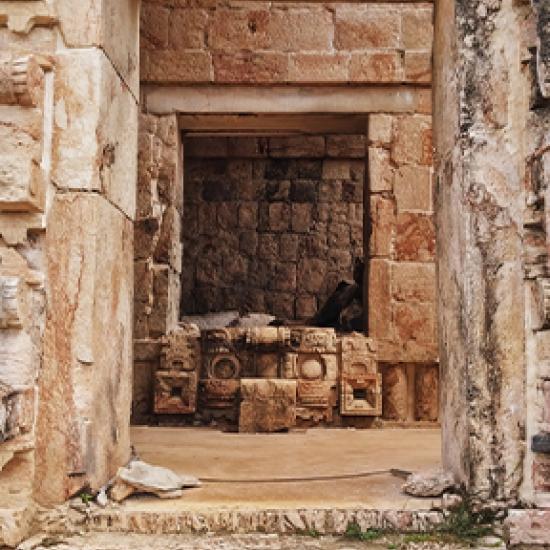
[0,0,549,546]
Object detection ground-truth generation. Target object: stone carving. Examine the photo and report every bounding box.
[340,374,382,416]
[340,334,381,416]
[0,276,22,329]
[0,56,51,107]
[154,327,201,414]
[239,379,297,433]
[296,380,336,424]
[0,55,52,213]
[154,371,198,415]
[199,379,240,410]
[0,1,57,35]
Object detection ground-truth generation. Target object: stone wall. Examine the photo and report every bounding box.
[433,0,550,510]
[181,135,365,320]
[141,1,433,85]
[0,0,139,545]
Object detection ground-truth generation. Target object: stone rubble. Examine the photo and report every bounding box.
[402,471,457,498]
[109,460,200,503]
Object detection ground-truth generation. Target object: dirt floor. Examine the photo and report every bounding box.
[129,426,441,510]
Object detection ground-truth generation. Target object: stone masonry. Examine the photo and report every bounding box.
[181,134,365,320]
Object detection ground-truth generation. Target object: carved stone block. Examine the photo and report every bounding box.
[0,276,22,329]
[297,380,336,423]
[239,379,296,433]
[160,325,201,372]
[340,374,382,416]
[154,371,198,414]
[199,379,240,409]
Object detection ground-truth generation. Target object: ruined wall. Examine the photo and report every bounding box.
[434,0,550,508]
[0,1,139,544]
[141,1,432,85]
[181,134,365,320]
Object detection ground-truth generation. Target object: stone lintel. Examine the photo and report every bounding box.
[142,85,432,118]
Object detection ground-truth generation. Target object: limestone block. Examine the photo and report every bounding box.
[340,373,381,416]
[401,7,433,50]
[394,165,432,212]
[391,116,432,166]
[368,114,393,146]
[55,0,140,96]
[0,276,22,329]
[52,50,137,219]
[0,1,57,34]
[154,370,198,414]
[381,364,408,420]
[36,193,133,503]
[269,136,325,158]
[199,379,240,410]
[335,5,401,49]
[296,380,336,424]
[369,148,393,193]
[415,364,439,422]
[326,135,366,159]
[392,263,436,303]
[288,53,350,83]
[239,379,296,433]
[0,106,44,212]
[350,52,403,83]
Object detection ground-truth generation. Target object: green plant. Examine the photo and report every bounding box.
[436,497,494,542]
[345,523,385,541]
[305,528,321,538]
[80,491,93,505]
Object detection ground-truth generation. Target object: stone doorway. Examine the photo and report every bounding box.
[133,111,439,441]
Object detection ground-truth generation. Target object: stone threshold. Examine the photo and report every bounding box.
[80,507,444,536]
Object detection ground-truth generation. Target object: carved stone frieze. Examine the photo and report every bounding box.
[0,55,53,214]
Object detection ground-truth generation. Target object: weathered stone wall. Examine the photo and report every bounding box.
[141,1,433,85]
[181,135,365,320]
[433,0,550,510]
[0,0,139,544]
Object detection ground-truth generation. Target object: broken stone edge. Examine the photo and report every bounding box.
[46,507,446,536]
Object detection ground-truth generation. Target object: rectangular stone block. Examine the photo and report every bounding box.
[154,370,198,414]
[38,192,133,502]
[213,52,287,84]
[326,135,367,158]
[350,51,403,83]
[56,0,140,96]
[368,259,391,338]
[369,147,393,193]
[340,374,382,416]
[288,54,349,83]
[269,136,325,158]
[335,6,400,50]
[391,262,436,303]
[394,164,432,212]
[239,379,296,433]
[0,106,44,212]
[52,49,138,218]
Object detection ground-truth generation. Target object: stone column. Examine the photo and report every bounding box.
[434,0,532,505]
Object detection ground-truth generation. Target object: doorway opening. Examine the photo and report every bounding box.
[132,112,440,508]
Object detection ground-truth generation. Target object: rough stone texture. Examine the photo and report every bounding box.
[239,379,297,433]
[141,1,433,85]
[109,460,200,502]
[433,0,544,508]
[181,135,364,320]
[35,193,133,505]
[52,49,138,219]
[402,470,456,497]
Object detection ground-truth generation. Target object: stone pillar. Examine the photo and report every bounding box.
[434,0,533,505]
[0,2,140,530]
